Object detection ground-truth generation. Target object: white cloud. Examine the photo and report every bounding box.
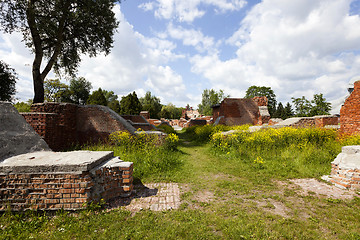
[2,5,190,106]
[191,0,360,113]
[77,6,190,105]
[166,23,215,53]
[139,0,247,23]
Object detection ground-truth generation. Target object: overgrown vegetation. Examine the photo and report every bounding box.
[81,130,182,181]
[1,125,360,239]
[210,127,342,180]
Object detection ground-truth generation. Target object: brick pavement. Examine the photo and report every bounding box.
[108,183,181,211]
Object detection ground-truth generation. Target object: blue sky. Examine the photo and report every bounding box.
[2,0,360,113]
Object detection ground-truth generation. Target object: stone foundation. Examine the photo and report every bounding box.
[0,151,133,211]
[323,146,360,190]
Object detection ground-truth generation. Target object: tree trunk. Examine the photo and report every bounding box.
[32,68,44,103]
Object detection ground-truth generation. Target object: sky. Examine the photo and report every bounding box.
[2,0,360,113]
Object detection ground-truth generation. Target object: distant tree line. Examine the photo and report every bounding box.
[197,85,332,119]
[10,74,332,120]
[14,77,184,119]
[244,85,331,119]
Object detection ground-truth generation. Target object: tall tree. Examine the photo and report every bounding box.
[0,0,120,103]
[139,91,162,119]
[198,89,228,115]
[310,93,331,116]
[44,79,69,102]
[160,103,182,119]
[292,96,312,117]
[120,91,142,115]
[245,86,277,116]
[103,90,120,113]
[273,102,285,119]
[0,60,17,102]
[87,88,107,106]
[69,77,92,105]
[284,102,294,119]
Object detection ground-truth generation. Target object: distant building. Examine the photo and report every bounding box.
[182,106,200,120]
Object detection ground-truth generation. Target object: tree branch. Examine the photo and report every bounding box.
[41,1,71,79]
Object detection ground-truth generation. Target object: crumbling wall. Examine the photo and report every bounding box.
[21,103,136,151]
[77,106,136,145]
[211,97,270,126]
[140,111,150,120]
[314,115,339,127]
[325,146,360,190]
[340,80,360,135]
[0,151,133,211]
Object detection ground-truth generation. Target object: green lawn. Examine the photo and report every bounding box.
[1,129,360,239]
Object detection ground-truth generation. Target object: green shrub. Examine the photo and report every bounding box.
[163,133,179,151]
[86,130,182,180]
[157,124,176,134]
[185,124,250,142]
[210,127,341,179]
[13,102,31,112]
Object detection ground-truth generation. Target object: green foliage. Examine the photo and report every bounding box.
[210,127,342,180]
[284,102,294,118]
[185,124,250,142]
[106,130,181,179]
[87,88,107,106]
[291,96,312,117]
[245,86,277,116]
[44,79,69,102]
[120,91,142,115]
[273,102,295,119]
[2,128,360,239]
[164,133,180,151]
[140,91,162,119]
[43,77,92,104]
[102,90,120,113]
[211,127,338,152]
[0,60,17,102]
[310,93,332,116]
[157,124,176,134]
[0,0,120,103]
[13,100,32,112]
[292,94,331,117]
[160,103,182,119]
[198,89,229,116]
[69,77,92,105]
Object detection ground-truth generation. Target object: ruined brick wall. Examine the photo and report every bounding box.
[330,163,360,189]
[77,107,131,145]
[0,163,133,211]
[188,119,207,127]
[221,98,260,125]
[21,113,60,150]
[22,103,135,151]
[340,80,360,135]
[121,115,148,124]
[212,106,221,123]
[28,103,78,151]
[212,97,270,126]
[314,116,338,127]
[290,118,315,128]
[140,111,150,120]
[252,96,268,106]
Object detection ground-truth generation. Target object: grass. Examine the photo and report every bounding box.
[1,126,360,239]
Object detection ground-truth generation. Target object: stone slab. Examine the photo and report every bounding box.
[0,151,114,174]
[332,146,360,169]
[0,102,50,161]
